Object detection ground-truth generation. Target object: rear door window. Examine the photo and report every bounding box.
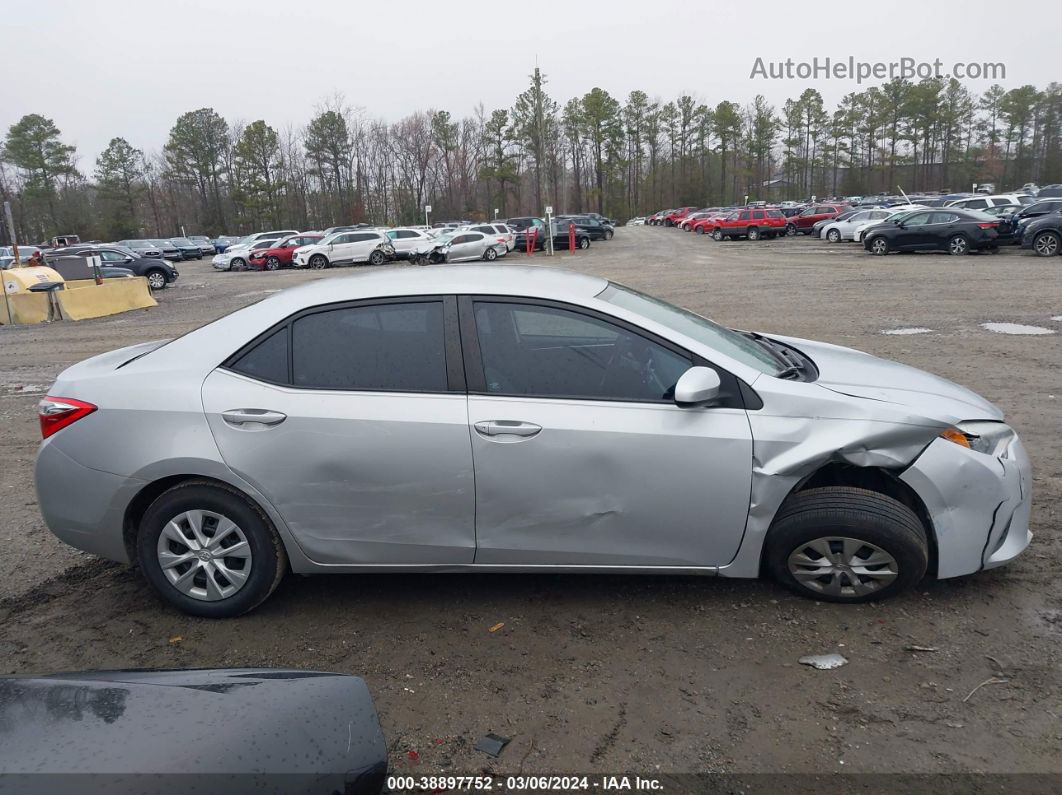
[292,302,447,392]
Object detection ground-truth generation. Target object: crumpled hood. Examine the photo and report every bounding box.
[770,334,1003,422]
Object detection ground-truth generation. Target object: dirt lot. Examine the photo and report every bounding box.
[1,228,1060,777]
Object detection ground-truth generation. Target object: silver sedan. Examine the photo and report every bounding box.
[35,266,1031,616]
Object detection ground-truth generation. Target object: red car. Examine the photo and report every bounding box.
[788,204,847,235]
[704,208,787,240]
[690,211,731,235]
[664,206,700,226]
[247,233,324,270]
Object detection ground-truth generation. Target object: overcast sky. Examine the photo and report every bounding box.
[5,0,1052,164]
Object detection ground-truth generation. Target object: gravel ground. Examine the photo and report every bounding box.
[0,228,1059,776]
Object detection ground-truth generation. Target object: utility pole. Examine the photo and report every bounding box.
[3,201,19,265]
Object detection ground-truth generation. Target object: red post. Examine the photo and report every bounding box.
[526,227,536,256]
[568,223,576,252]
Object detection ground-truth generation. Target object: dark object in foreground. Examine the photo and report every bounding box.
[474,733,512,757]
[0,668,387,795]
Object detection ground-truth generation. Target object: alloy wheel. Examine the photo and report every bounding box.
[787,536,898,598]
[156,509,253,602]
[266,256,280,270]
[870,237,888,255]
[146,272,166,290]
[949,236,969,255]
[1034,232,1059,256]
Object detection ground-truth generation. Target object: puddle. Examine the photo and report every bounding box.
[882,327,934,335]
[1052,316,1062,322]
[980,322,1055,335]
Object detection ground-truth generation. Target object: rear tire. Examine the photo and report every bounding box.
[711,229,723,241]
[948,235,971,256]
[764,487,928,603]
[579,236,590,249]
[483,247,498,261]
[747,228,760,241]
[1033,231,1060,257]
[137,481,287,618]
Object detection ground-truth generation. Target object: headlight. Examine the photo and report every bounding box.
[940,422,1015,457]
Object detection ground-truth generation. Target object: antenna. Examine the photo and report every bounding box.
[897,185,911,204]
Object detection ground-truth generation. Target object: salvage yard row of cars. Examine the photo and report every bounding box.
[209,214,617,272]
[640,189,1062,257]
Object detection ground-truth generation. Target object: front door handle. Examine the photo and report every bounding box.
[474,420,542,438]
[222,409,287,427]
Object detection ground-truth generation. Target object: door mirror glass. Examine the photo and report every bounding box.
[674,366,722,407]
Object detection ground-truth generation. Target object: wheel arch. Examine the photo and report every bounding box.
[122,473,305,572]
[762,462,938,576]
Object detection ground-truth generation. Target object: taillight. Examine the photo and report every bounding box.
[977,222,997,229]
[38,396,97,439]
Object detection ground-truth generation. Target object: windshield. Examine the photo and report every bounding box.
[599,283,784,376]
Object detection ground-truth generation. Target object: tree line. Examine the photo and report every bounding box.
[2,70,1060,243]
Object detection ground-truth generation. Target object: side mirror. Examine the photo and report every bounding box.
[674,366,722,408]
[124,256,133,262]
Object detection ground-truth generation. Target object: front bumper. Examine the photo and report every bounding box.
[900,433,1032,578]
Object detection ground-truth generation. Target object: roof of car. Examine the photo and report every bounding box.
[271,265,607,306]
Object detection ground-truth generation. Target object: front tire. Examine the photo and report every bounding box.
[265,256,281,271]
[747,228,760,241]
[711,229,723,241]
[145,269,167,290]
[826,229,841,243]
[309,254,329,270]
[765,487,928,603]
[868,236,890,256]
[368,249,387,266]
[579,236,590,249]
[786,224,797,236]
[137,481,287,618]
[604,230,614,240]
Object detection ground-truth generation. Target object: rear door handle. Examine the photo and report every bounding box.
[222,409,287,427]
[474,420,542,438]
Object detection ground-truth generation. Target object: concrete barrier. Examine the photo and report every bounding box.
[55,277,157,321]
[0,291,51,324]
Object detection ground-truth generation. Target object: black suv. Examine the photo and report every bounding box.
[506,217,549,251]
[557,215,614,240]
[49,245,180,289]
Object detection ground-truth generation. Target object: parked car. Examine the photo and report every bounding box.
[212,232,298,271]
[148,239,183,261]
[463,223,516,251]
[678,212,712,231]
[811,209,862,238]
[34,266,1031,616]
[0,245,42,267]
[689,211,733,235]
[116,239,163,259]
[46,245,179,289]
[292,230,396,269]
[211,235,241,253]
[706,208,787,240]
[1008,198,1062,242]
[548,221,592,250]
[558,216,614,240]
[1020,214,1062,256]
[438,230,507,262]
[850,207,927,243]
[946,194,1034,210]
[664,207,699,226]
[188,235,215,256]
[245,234,324,271]
[169,237,204,260]
[862,209,1000,255]
[506,217,549,250]
[649,210,673,226]
[788,204,846,235]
